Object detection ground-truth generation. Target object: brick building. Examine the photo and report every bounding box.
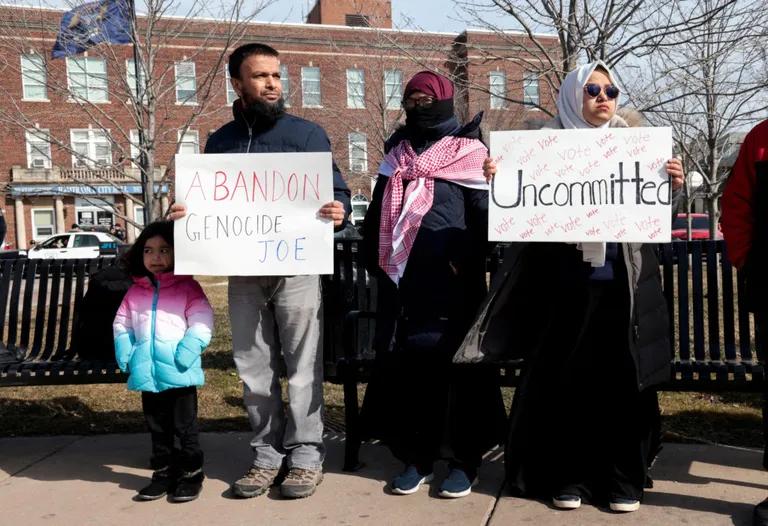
[0,0,556,249]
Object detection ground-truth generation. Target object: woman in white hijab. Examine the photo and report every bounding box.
[478,61,684,513]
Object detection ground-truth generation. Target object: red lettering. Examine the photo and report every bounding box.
[287,173,298,201]
[214,171,229,201]
[231,171,248,201]
[303,174,320,200]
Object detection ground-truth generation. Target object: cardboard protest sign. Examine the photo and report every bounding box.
[489,127,673,243]
[174,152,334,276]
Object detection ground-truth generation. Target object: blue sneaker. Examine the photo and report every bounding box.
[438,468,475,498]
[390,465,433,495]
[552,494,581,509]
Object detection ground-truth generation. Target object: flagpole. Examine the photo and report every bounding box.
[127,0,151,226]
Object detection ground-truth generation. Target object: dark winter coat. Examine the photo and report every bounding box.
[454,115,675,391]
[454,242,671,390]
[205,101,352,221]
[71,264,133,360]
[361,114,490,354]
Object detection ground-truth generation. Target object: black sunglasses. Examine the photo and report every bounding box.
[402,96,435,110]
[583,83,620,100]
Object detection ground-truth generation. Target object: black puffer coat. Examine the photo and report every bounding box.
[205,100,351,220]
[361,114,490,354]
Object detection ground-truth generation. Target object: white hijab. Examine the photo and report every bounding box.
[557,60,621,130]
[557,60,622,266]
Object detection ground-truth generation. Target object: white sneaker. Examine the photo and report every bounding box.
[552,494,581,509]
[610,498,640,512]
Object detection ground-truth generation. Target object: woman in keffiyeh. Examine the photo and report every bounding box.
[360,71,506,499]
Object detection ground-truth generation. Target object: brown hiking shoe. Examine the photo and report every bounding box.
[232,466,280,498]
[279,467,323,499]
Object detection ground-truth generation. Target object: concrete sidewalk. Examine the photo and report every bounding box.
[0,433,764,526]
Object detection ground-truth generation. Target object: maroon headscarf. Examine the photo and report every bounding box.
[404,71,454,101]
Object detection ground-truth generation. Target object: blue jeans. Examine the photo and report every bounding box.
[228,275,325,470]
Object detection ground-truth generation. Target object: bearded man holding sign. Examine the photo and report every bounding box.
[168,43,350,500]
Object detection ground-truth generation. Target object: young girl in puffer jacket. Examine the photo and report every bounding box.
[113,220,213,503]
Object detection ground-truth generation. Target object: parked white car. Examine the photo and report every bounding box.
[27,232,122,259]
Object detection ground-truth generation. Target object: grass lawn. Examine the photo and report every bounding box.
[0,277,763,449]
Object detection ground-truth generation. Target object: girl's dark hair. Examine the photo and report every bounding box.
[123,220,174,277]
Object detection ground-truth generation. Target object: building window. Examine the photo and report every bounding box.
[348,132,368,173]
[71,129,112,168]
[175,61,197,104]
[351,193,369,225]
[126,59,146,101]
[129,129,140,165]
[26,129,51,169]
[225,65,237,105]
[280,63,291,107]
[523,72,540,106]
[67,57,108,102]
[489,71,506,109]
[301,66,321,107]
[76,196,115,229]
[21,54,47,100]
[346,68,365,109]
[177,130,199,154]
[384,69,402,110]
[32,209,56,239]
[345,14,371,27]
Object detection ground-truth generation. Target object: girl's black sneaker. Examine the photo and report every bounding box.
[171,468,204,502]
[137,466,175,501]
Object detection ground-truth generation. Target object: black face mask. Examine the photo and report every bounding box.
[242,96,286,128]
[405,99,455,131]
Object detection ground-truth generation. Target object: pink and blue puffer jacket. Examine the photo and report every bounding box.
[113,273,213,393]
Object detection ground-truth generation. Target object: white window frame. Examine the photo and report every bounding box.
[384,69,402,110]
[301,66,322,108]
[489,71,506,110]
[21,54,48,101]
[523,72,540,107]
[26,128,52,169]
[348,132,368,173]
[280,63,291,107]
[225,64,237,105]
[126,58,147,102]
[175,61,198,105]
[66,57,108,103]
[31,207,56,240]
[351,193,369,225]
[70,128,112,168]
[132,205,145,240]
[177,129,200,154]
[129,129,140,166]
[346,68,365,109]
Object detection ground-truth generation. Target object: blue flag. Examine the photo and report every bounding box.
[52,0,132,58]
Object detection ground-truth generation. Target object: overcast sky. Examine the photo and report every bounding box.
[231,0,469,33]
[40,0,485,32]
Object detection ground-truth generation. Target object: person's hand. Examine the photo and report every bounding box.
[483,157,497,183]
[167,202,187,221]
[667,158,685,191]
[318,200,346,227]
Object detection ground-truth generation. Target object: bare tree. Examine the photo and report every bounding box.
[0,0,273,232]
[300,26,453,196]
[632,0,768,236]
[453,0,740,116]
